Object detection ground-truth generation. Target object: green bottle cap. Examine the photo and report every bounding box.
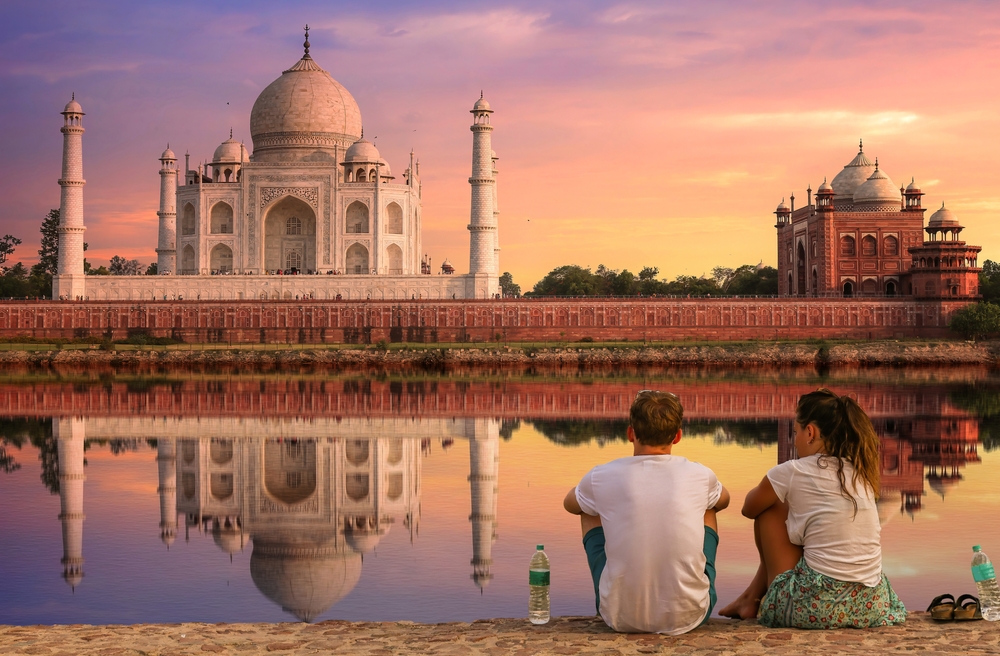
[974,545,982,552]
[536,544,544,550]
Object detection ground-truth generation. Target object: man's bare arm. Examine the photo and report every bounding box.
[563,486,583,515]
[714,485,731,511]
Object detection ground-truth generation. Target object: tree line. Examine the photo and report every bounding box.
[0,209,155,298]
[500,263,778,298]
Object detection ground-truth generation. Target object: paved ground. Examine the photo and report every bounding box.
[2,613,998,655]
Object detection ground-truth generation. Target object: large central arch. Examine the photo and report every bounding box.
[264,196,317,272]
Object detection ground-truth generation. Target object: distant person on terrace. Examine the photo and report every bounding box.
[564,390,731,634]
[719,389,906,628]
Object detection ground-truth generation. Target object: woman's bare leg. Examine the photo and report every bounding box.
[718,502,801,619]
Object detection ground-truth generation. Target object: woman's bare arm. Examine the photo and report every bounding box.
[741,475,779,519]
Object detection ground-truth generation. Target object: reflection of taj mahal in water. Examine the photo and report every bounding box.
[53,417,499,621]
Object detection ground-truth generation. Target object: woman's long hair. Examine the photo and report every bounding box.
[796,388,880,510]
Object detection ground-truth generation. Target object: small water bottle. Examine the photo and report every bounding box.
[528,544,550,624]
[972,545,1000,621]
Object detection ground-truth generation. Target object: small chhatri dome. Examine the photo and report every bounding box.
[853,161,901,206]
[775,198,789,212]
[213,135,248,163]
[928,202,960,227]
[161,145,176,161]
[830,140,875,202]
[344,136,381,163]
[906,177,921,192]
[472,92,492,113]
[817,176,833,192]
[63,93,83,115]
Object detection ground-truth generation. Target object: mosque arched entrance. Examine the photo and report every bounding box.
[263,439,317,505]
[264,196,316,272]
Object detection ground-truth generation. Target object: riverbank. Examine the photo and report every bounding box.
[1,614,995,655]
[0,339,996,374]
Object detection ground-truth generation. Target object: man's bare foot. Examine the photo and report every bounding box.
[718,593,761,620]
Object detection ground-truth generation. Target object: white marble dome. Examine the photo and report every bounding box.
[817,177,833,192]
[160,146,176,161]
[473,96,492,112]
[213,137,249,164]
[831,147,875,202]
[63,97,83,114]
[853,165,901,207]
[250,51,363,163]
[344,137,380,163]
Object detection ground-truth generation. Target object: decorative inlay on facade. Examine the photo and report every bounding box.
[260,186,319,209]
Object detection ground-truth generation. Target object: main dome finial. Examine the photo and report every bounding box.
[304,24,311,57]
[859,138,863,152]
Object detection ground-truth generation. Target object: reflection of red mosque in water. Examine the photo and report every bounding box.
[777,414,981,521]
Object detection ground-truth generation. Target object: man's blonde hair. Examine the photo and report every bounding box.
[629,391,684,446]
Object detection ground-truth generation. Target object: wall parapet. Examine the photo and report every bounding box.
[0,297,967,343]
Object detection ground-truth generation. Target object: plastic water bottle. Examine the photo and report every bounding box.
[528,544,550,624]
[972,545,1000,621]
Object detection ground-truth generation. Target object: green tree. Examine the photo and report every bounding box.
[499,271,520,297]
[949,302,1000,341]
[109,255,142,275]
[530,265,606,296]
[728,265,779,296]
[980,260,1000,303]
[34,209,60,276]
[0,234,21,267]
[145,262,158,276]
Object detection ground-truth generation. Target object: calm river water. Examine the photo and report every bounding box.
[2,370,999,625]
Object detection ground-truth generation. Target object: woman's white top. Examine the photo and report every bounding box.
[766,454,883,586]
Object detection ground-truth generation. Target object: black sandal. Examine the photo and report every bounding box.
[954,594,983,621]
[926,593,956,621]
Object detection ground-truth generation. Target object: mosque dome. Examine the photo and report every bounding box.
[817,177,833,192]
[344,137,380,163]
[853,163,901,208]
[906,177,921,192]
[830,143,875,202]
[249,39,362,163]
[775,198,789,212]
[250,542,363,623]
[213,137,249,164]
[928,202,960,227]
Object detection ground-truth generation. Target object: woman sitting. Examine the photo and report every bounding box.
[719,389,906,628]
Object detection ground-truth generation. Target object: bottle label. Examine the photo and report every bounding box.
[973,563,996,583]
[529,570,550,586]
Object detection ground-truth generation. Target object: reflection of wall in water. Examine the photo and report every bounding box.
[777,416,981,522]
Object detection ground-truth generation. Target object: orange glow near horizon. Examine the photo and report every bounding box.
[2,4,1000,290]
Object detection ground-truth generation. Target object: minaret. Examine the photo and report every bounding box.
[468,94,497,278]
[157,438,177,548]
[53,95,87,300]
[468,418,500,590]
[55,417,86,590]
[156,146,178,274]
[491,150,500,275]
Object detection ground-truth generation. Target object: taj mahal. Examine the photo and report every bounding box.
[52,28,501,302]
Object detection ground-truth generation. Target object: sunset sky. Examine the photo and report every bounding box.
[2,1,1000,288]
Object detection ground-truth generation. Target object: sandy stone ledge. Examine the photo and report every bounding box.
[2,613,998,656]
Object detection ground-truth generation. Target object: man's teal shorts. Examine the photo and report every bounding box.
[582,525,719,625]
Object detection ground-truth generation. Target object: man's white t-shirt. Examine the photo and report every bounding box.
[766,454,882,586]
[575,455,722,635]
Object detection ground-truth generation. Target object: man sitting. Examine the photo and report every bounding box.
[563,390,730,634]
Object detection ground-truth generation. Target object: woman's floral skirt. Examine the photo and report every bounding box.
[758,557,907,629]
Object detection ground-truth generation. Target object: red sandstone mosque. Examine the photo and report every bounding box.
[775,141,982,300]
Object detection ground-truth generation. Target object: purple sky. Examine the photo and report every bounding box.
[3,1,1000,285]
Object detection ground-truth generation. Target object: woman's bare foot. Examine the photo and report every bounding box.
[718,591,761,619]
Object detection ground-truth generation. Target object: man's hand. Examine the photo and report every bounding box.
[563,486,583,515]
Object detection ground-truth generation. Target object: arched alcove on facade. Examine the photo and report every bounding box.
[210,244,233,273]
[346,243,370,274]
[182,204,196,236]
[211,202,234,234]
[181,245,196,275]
[264,196,316,272]
[386,202,403,234]
[386,244,403,274]
[346,201,369,234]
[263,439,317,505]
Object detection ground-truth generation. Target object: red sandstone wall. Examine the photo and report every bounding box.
[0,297,965,343]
